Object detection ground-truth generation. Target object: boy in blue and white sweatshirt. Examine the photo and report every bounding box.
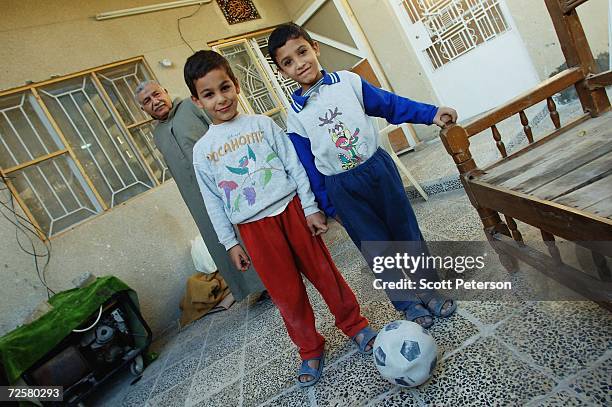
[184,50,377,387]
[269,23,458,328]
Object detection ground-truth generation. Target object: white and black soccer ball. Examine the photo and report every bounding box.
[372,320,438,387]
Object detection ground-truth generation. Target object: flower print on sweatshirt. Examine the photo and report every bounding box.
[193,114,319,250]
[217,143,282,213]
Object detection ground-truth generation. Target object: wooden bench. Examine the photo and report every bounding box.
[439,0,612,307]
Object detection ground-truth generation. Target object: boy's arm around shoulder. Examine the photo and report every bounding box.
[192,148,240,251]
[265,119,320,217]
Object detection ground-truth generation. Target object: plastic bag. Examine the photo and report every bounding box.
[190,235,217,274]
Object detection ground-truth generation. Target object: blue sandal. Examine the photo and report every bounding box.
[297,355,325,387]
[418,292,457,318]
[404,301,434,328]
[352,326,378,355]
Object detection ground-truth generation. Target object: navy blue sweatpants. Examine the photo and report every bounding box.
[325,148,437,311]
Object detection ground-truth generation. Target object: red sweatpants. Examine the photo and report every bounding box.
[238,196,369,360]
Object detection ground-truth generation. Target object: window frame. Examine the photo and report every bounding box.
[209,28,303,131]
[0,56,169,240]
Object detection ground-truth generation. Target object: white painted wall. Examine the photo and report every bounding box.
[408,31,540,119]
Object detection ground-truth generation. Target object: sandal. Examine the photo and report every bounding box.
[352,326,378,355]
[418,292,457,318]
[297,355,325,387]
[404,301,434,328]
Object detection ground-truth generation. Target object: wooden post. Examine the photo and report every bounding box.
[504,215,524,245]
[491,125,507,158]
[519,110,534,143]
[547,97,561,129]
[592,251,611,281]
[544,0,611,116]
[541,229,562,264]
[439,124,511,238]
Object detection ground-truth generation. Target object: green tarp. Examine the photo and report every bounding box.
[0,276,137,383]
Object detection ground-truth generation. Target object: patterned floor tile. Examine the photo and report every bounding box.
[188,349,243,405]
[535,390,590,407]
[411,191,487,241]
[139,357,165,383]
[496,302,612,378]
[147,377,191,407]
[351,269,389,305]
[178,315,214,342]
[428,311,479,357]
[370,388,420,406]
[314,351,394,406]
[164,333,208,368]
[119,375,157,407]
[242,349,300,407]
[247,296,277,321]
[265,386,310,406]
[203,326,246,367]
[416,337,556,406]
[317,321,356,366]
[333,245,367,274]
[421,228,449,242]
[568,357,612,406]
[246,306,283,342]
[151,355,199,398]
[192,380,241,407]
[245,325,294,372]
[459,300,526,326]
[208,306,247,342]
[361,301,404,332]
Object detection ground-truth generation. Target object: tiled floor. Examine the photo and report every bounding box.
[88,188,612,407]
[87,94,611,406]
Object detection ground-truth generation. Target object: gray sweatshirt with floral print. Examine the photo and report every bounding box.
[193,114,319,250]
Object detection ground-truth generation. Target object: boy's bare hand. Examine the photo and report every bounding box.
[228,244,251,272]
[306,212,328,236]
[433,107,458,128]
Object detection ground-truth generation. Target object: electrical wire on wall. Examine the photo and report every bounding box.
[0,173,55,299]
[177,3,204,53]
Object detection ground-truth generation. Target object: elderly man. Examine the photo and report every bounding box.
[135,80,265,302]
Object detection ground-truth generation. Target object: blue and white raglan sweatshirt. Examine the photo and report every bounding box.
[286,70,438,217]
[193,114,319,250]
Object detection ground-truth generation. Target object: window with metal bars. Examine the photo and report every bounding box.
[212,31,302,131]
[401,0,510,69]
[0,57,170,238]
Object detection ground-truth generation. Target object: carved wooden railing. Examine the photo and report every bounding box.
[438,67,589,248]
[461,67,584,159]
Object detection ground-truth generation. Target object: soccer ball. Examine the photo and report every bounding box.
[372,320,438,387]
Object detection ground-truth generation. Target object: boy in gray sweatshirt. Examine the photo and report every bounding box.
[185,50,377,387]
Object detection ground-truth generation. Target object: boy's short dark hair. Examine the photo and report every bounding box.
[184,50,238,97]
[268,23,315,67]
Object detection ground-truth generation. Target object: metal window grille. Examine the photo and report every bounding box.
[252,35,301,103]
[0,57,171,238]
[213,34,299,131]
[402,0,510,70]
